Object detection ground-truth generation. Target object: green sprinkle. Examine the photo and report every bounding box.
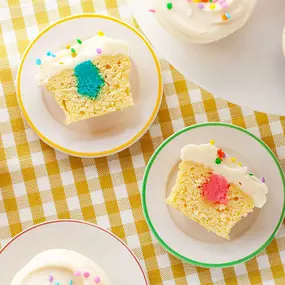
[215,158,222,165]
[166,2,172,10]
[249,173,253,176]
[77,39,82,44]
[71,47,76,53]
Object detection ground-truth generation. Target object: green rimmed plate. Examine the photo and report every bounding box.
[142,122,285,268]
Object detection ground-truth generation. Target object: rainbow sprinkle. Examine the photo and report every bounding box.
[94,276,101,283]
[166,2,173,10]
[215,157,222,165]
[74,271,81,276]
[261,177,265,183]
[83,272,90,278]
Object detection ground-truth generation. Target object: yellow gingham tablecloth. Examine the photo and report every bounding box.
[1,0,285,284]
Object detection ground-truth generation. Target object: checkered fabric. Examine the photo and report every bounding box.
[1,0,285,284]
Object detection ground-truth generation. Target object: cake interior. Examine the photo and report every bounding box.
[45,55,133,125]
[166,161,255,239]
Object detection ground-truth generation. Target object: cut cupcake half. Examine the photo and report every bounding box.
[36,34,133,125]
[166,143,268,239]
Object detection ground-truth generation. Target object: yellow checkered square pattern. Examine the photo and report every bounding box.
[1,0,285,284]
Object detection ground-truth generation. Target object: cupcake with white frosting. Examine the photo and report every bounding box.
[11,249,112,285]
[36,33,133,125]
[166,142,268,239]
[151,0,258,44]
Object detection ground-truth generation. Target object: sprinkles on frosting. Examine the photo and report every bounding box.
[161,0,232,21]
[36,33,108,66]
[50,272,101,284]
[209,140,265,183]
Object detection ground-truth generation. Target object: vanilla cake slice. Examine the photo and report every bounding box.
[166,142,268,239]
[36,33,133,125]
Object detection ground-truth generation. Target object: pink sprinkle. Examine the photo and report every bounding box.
[74,271,81,276]
[96,48,102,54]
[94,276,101,283]
[83,272,90,278]
[148,9,156,13]
[48,275,53,282]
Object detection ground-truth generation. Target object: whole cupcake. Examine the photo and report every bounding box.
[151,0,258,44]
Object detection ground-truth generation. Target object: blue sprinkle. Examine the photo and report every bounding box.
[225,12,232,19]
[35,58,41,65]
[55,282,59,285]
[69,281,73,285]
[46,51,52,56]
[52,53,56,57]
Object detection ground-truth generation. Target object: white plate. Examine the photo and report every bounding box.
[0,220,148,284]
[17,14,162,157]
[142,122,285,267]
[129,0,285,115]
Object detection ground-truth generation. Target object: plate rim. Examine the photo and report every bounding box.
[0,219,149,284]
[16,13,163,158]
[142,122,285,268]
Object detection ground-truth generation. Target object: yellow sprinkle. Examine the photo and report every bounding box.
[230,157,237,162]
[209,4,216,10]
[71,52,77,58]
[238,162,242,167]
[98,31,104,36]
[65,45,70,49]
[210,140,215,145]
[59,61,64,64]
[222,14,228,21]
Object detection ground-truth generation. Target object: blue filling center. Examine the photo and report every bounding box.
[74,60,105,99]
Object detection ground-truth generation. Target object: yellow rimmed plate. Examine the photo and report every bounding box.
[17,14,162,157]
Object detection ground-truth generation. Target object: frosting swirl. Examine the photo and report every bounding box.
[11,249,112,285]
[152,0,258,43]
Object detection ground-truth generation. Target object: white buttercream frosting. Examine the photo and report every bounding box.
[181,143,268,207]
[152,0,258,43]
[11,249,112,285]
[36,35,129,84]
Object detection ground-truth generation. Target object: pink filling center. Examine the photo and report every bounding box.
[202,174,229,204]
